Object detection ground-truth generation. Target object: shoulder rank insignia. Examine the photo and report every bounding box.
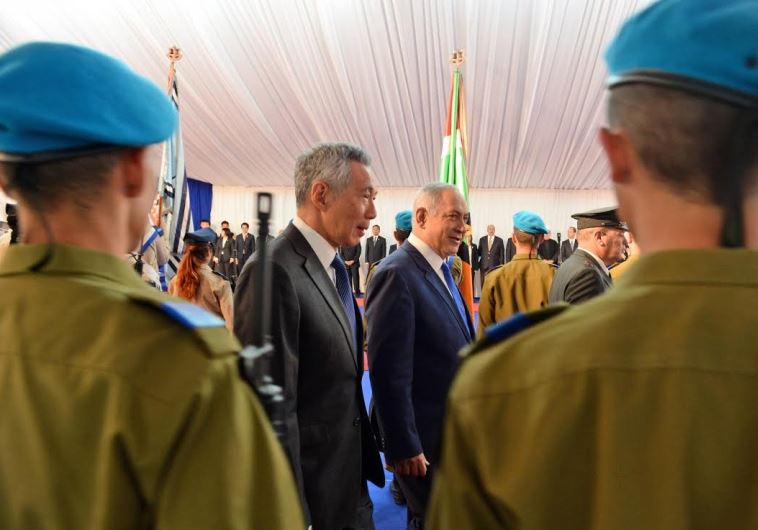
[159,300,225,329]
[461,304,570,358]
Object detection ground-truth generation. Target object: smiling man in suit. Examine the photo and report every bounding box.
[235,143,384,530]
[366,225,387,265]
[366,183,475,529]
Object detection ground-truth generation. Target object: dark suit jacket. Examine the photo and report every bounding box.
[548,248,613,304]
[339,243,361,269]
[389,243,397,255]
[215,236,234,263]
[560,239,578,263]
[366,242,474,464]
[478,235,505,271]
[365,236,387,264]
[234,224,383,529]
[505,238,516,263]
[235,233,255,267]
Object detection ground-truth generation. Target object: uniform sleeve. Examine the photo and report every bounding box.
[216,280,234,332]
[427,396,516,530]
[156,357,305,530]
[477,275,496,338]
[154,236,170,267]
[366,266,422,461]
[564,268,606,304]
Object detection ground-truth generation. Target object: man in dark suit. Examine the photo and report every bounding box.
[365,225,387,265]
[235,143,384,530]
[367,183,474,529]
[478,224,505,286]
[560,225,578,262]
[340,242,362,296]
[234,222,255,273]
[549,207,627,304]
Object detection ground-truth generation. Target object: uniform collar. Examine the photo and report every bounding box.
[616,249,758,287]
[512,253,539,261]
[577,246,610,276]
[0,243,146,289]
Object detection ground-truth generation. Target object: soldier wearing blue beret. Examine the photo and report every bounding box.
[429,1,758,529]
[0,42,302,529]
[477,210,555,336]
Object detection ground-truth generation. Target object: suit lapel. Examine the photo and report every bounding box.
[286,225,358,368]
[405,245,471,341]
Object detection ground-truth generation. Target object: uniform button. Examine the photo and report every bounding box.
[353,417,361,426]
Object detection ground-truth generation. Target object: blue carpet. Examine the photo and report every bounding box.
[362,372,407,530]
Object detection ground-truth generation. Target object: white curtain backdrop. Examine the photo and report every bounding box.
[212,185,616,243]
[2,0,651,189]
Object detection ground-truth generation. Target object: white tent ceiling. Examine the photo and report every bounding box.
[1,0,651,189]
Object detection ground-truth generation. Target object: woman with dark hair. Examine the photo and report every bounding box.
[213,227,235,279]
[169,228,233,331]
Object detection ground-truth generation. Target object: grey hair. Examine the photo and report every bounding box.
[294,143,371,206]
[413,182,461,215]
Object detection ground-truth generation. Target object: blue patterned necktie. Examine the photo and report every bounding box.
[441,261,470,339]
[331,254,358,355]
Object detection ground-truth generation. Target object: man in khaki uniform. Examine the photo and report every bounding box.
[477,210,554,337]
[0,42,303,529]
[428,1,758,529]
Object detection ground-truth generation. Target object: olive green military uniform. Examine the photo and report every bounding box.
[429,250,758,530]
[477,254,554,337]
[0,244,303,530]
[169,263,234,331]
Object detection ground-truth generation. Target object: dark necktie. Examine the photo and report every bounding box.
[441,261,470,339]
[331,254,358,356]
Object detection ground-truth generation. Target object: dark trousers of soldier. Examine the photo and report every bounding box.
[396,469,434,530]
[348,265,361,296]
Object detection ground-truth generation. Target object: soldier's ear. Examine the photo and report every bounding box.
[599,127,633,185]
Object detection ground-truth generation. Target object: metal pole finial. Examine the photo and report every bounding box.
[450,49,465,66]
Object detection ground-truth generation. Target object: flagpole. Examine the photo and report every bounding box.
[166,46,182,95]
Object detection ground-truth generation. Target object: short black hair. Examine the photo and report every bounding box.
[200,219,211,224]
[241,222,249,228]
[221,220,229,226]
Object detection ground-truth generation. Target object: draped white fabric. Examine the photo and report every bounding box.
[2,0,650,189]
[211,186,616,244]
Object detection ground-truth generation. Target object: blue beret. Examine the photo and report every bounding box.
[513,210,548,235]
[184,227,217,244]
[395,210,412,231]
[606,0,758,107]
[0,42,178,161]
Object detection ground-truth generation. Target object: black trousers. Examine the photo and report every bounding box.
[343,482,375,530]
[395,468,434,530]
[348,265,361,295]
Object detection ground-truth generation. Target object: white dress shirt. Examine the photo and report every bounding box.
[407,233,451,294]
[292,216,337,285]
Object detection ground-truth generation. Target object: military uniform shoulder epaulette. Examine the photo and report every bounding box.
[127,291,239,357]
[489,264,505,273]
[461,304,570,359]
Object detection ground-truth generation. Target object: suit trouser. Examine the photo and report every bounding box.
[395,467,434,530]
[348,266,361,295]
[342,482,376,530]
